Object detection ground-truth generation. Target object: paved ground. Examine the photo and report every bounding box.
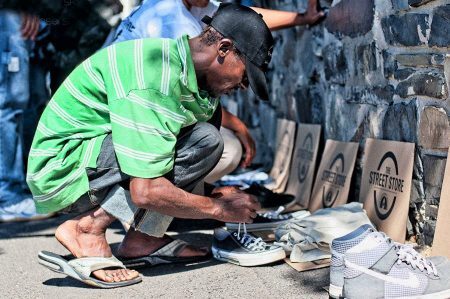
[0,215,329,298]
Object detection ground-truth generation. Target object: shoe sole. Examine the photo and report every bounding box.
[393,289,450,299]
[328,284,343,299]
[211,246,286,267]
[328,285,450,299]
[225,220,288,232]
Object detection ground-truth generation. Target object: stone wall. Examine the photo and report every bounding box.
[226,0,450,245]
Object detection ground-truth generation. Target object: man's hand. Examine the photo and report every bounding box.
[303,0,326,26]
[21,14,40,40]
[212,192,261,223]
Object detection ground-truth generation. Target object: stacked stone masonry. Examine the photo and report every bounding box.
[225,0,450,245]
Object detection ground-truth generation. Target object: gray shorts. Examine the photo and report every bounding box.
[62,122,223,237]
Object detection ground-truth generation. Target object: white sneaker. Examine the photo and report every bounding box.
[0,197,53,222]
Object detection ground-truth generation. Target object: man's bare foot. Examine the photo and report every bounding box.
[117,228,209,259]
[55,207,139,283]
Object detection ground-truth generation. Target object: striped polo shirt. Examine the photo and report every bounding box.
[27,35,219,213]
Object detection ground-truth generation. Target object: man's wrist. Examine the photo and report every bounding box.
[209,197,224,221]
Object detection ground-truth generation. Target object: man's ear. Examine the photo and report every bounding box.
[217,38,234,58]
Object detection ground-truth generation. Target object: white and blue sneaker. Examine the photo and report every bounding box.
[330,225,450,299]
[0,197,52,222]
[212,224,286,266]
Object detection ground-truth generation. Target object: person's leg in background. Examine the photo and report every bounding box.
[191,103,244,195]
[0,11,46,222]
[23,48,49,169]
[204,126,242,184]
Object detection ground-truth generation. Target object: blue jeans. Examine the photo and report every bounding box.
[0,11,47,206]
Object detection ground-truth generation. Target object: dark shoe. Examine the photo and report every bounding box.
[244,183,295,209]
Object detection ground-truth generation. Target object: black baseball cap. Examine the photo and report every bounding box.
[202,3,274,101]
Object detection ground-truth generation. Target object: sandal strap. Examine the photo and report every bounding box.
[68,256,125,277]
[152,239,188,257]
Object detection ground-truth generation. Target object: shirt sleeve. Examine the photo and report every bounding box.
[109,88,186,178]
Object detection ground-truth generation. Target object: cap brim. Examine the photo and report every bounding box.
[245,60,269,101]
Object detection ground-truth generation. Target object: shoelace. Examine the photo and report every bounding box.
[373,232,437,276]
[259,206,290,220]
[396,244,437,276]
[235,223,267,251]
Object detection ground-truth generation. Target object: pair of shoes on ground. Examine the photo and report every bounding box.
[212,223,286,267]
[0,197,53,223]
[330,224,450,299]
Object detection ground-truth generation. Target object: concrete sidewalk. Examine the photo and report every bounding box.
[0,216,329,298]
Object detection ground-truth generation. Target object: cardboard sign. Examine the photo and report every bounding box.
[285,124,322,208]
[360,138,415,243]
[432,147,450,258]
[308,140,359,213]
[266,119,297,193]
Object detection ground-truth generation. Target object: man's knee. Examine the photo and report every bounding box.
[193,122,224,164]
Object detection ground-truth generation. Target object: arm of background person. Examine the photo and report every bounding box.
[251,0,325,31]
[221,107,256,168]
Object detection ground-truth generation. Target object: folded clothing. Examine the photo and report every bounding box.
[275,202,372,263]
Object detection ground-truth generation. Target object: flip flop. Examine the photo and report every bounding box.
[119,239,211,268]
[38,251,142,288]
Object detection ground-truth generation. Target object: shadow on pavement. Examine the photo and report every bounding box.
[283,266,330,293]
[137,258,221,277]
[43,277,93,289]
[0,214,70,239]
[0,213,223,240]
[0,216,129,240]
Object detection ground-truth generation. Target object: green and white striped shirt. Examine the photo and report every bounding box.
[27,35,219,213]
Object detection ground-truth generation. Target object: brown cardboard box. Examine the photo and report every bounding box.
[285,124,321,208]
[308,140,359,213]
[284,258,330,272]
[359,138,415,243]
[266,119,297,193]
[432,147,450,258]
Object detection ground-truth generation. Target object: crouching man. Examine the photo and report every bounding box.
[28,4,273,288]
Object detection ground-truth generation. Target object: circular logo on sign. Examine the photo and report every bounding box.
[297,133,314,183]
[322,153,345,208]
[373,151,398,220]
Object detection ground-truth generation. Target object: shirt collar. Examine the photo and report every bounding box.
[176,35,199,94]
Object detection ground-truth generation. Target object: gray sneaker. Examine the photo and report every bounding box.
[330,224,375,298]
[337,228,450,299]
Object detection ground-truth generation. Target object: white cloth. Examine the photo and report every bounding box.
[114,0,220,42]
[275,202,372,263]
